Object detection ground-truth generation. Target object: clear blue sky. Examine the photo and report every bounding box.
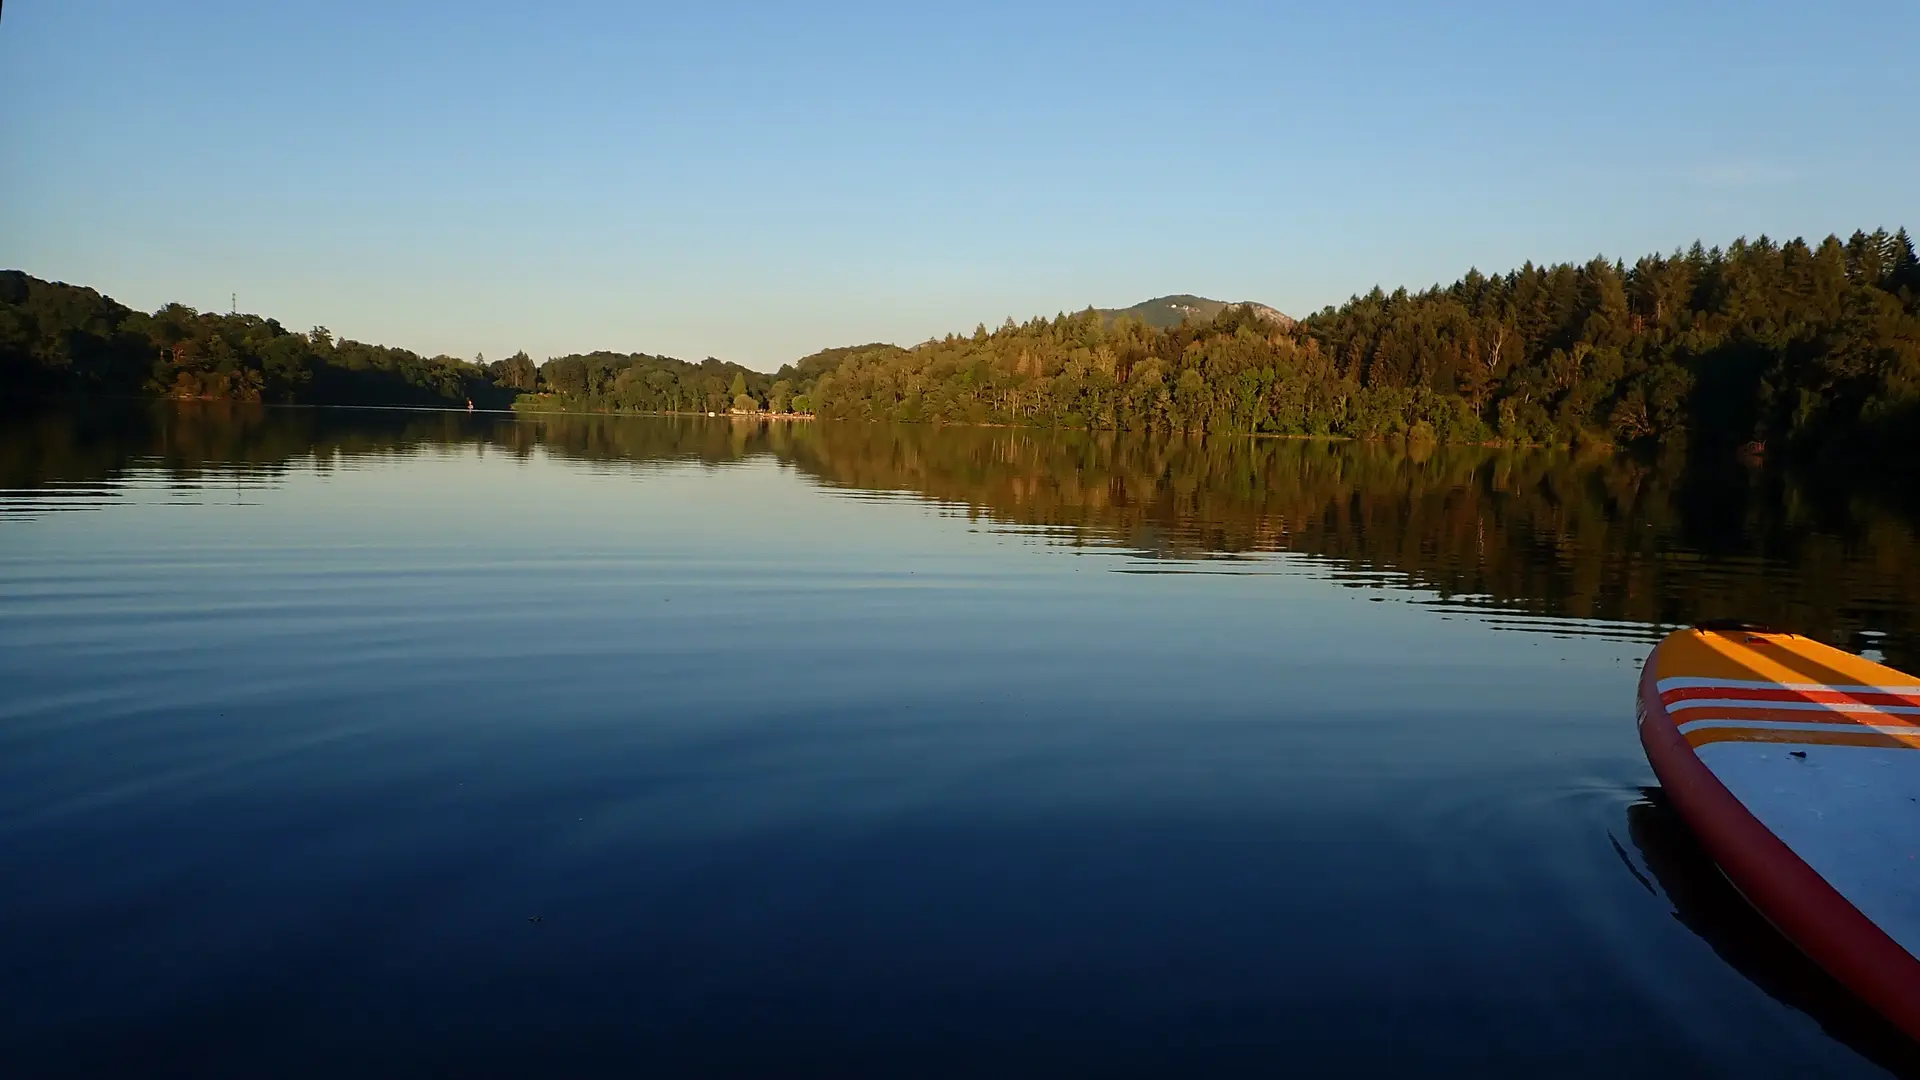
[4,1,1915,371]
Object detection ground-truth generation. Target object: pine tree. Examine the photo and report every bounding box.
[1888,227,1918,296]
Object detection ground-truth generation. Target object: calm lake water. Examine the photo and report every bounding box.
[5,404,1920,1077]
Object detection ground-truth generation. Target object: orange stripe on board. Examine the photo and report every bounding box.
[1685,726,1920,751]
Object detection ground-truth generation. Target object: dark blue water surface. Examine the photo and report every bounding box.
[4,406,1920,1077]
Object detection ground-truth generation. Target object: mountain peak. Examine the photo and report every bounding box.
[1096,294,1293,331]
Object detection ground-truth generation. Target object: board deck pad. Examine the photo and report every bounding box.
[1642,627,1920,1037]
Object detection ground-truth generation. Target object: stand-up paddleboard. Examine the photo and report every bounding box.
[1639,622,1920,1040]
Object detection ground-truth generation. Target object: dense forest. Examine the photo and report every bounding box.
[0,271,515,409]
[0,271,771,415]
[807,229,1920,459]
[6,227,1917,461]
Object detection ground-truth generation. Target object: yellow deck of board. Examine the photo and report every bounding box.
[1654,629,1920,692]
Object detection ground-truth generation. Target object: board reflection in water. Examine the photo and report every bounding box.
[1620,792,1920,1075]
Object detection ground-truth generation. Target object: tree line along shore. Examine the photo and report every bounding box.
[4,227,1915,462]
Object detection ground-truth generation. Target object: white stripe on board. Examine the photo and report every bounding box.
[1657,677,1920,695]
[1666,699,1920,716]
[1677,718,1920,737]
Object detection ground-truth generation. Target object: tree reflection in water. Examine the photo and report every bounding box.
[6,403,1919,670]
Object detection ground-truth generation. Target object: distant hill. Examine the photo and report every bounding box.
[1096,294,1294,331]
[775,342,904,385]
